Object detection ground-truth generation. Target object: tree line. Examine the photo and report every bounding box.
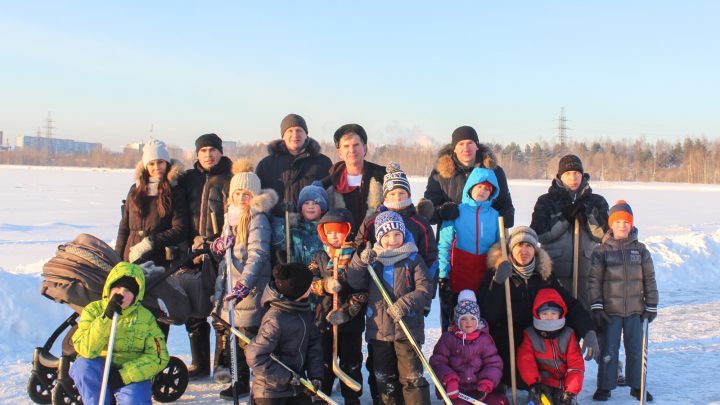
[1,137,718,184]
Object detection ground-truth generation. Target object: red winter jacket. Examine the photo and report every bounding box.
[517,289,584,395]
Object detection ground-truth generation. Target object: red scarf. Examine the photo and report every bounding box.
[335,167,361,194]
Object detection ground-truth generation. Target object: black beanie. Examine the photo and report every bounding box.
[280,114,308,137]
[272,263,314,300]
[557,154,584,176]
[333,124,368,148]
[195,133,224,154]
[451,126,480,149]
[110,275,139,298]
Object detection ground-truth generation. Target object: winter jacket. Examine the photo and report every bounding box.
[438,168,500,291]
[517,289,584,395]
[587,228,659,317]
[256,138,333,215]
[347,242,432,344]
[530,175,609,303]
[180,156,233,242]
[321,160,385,239]
[246,283,323,399]
[271,213,324,266]
[424,144,514,227]
[309,248,364,333]
[115,160,188,267]
[72,262,169,385]
[429,322,503,396]
[214,189,277,328]
[478,243,594,387]
[355,204,438,273]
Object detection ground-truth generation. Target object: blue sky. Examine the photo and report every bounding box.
[1,1,718,150]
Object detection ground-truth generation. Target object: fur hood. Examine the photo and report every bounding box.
[435,143,498,179]
[250,188,279,216]
[486,241,553,281]
[266,137,323,157]
[134,159,185,188]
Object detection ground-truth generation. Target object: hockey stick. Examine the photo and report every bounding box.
[572,218,580,299]
[223,224,240,405]
[498,217,517,405]
[527,393,553,405]
[640,318,649,405]
[331,254,362,391]
[98,312,119,405]
[459,391,487,404]
[365,263,452,405]
[211,315,338,405]
[285,208,292,263]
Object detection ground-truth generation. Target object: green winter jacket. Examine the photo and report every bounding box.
[72,262,169,384]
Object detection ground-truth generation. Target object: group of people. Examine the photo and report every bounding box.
[66,113,659,405]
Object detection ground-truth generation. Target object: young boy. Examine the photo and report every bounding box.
[308,208,366,404]
[273,181,328,265]
[430,290,508,405]
[70,262,169,405]
[588,200,659,401]
[437,167,500,331]
[518,288,584,405]
[348,210,433,405]
[246,262,323,405]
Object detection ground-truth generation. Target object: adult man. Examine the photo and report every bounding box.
[179,133,233,380]
[256,113,332,214]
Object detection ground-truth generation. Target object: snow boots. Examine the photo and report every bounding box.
[630,388,654,402]
[187,320,211,380]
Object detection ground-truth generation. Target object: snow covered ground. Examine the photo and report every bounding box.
[1,165,719,404]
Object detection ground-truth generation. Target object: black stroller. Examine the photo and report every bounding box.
[28,234,214,405]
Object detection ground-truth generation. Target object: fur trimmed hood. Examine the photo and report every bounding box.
[134,159,184,188]
[486,241,553,281]
[250,188,279,216]
[435,143,498,179]
[266,137,323,158]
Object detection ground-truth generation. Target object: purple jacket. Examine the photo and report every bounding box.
[429,320,503,393]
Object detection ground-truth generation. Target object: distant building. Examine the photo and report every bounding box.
[15,135,102,154]
[0,131,10,151]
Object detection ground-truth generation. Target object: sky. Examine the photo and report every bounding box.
[1,1,718,150]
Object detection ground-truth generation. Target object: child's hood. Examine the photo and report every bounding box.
[532,288,567,320]
[103,262,146,305]
[316,208,354,245]
[461,167,500,206]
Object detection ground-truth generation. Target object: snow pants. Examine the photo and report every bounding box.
[597,314,643,391]
[370,339,431,405]
[320,329,363,400]
[69,357,152,405]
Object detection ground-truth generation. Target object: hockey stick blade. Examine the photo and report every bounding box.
[458,392,487,405]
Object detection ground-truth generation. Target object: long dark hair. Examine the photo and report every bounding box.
[129,163,173,218]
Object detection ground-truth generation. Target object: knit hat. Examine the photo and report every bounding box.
[451,126,480,149]
[333,124,368,148]
[383,162,411,197]
[229,160,261,198]
[557,154,584,176]
[317,209,354,245]
[508,226,539,250]
[272,262,314,300]
[142,138,171,167]
[195,133,223,154]
[297,181,329,212]
[374,211,405,243]
[280,113,308,137]
[608,200,633,227]
[454,289,481,329]
[110,275,139,299]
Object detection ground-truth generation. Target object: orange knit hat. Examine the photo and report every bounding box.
[608,200,633,227]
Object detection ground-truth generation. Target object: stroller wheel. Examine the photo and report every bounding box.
[152,356,188,403]
[26,368,57,404]
[51,382,82,405]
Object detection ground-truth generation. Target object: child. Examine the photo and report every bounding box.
[588,200,659,401]
[518,288,584,405]
[430,290,508,405]
[213,160,277,398]
[70,262,169,405]
[348,210,433,405]
[273,181,328,265]
[246,262,323,405]
[307,208,365,405]
[437,167,500,331]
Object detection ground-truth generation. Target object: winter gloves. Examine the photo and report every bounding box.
[107,366,126,390]
[360,246,378,265]
[559,392,577,405]
[224,281,250,303]
[438,202,460,221]
[592,308,611,329]
[310,277,341,296]
[444,375,460,399]
[561,202,585,223]
[387,301,405,321]
[416,198,434,221]
[438,278,453,305]
[103,294,124,319]
[581,330,600,361]
[527,383,544,404]
[476,379,494,399]
[642,306,658,323]
[493,260,513,285]
[128,237,153,263]
[327,293,368,325]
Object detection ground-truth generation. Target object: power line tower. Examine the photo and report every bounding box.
[44,112,56,138]
[557,107,569,147]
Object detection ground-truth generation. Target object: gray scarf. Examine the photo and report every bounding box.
[373,242,418,266]
[511,257,536,280]
[382,199,412,211]
[146,177,160,196]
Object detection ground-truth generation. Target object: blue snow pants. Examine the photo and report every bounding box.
[69,357,152,405]
[597,314,643,391]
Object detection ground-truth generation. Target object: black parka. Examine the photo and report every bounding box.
[179,156,233,242]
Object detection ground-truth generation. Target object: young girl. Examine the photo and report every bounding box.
[213,160,278,399]
[272,181,328,265]
[430,290,507,405]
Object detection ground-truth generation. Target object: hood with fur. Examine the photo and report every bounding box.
[249,188,279,216]
[134,158,184,188]
[435,143,498,179]
[486,241,553,281]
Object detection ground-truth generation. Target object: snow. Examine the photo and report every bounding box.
[1,165,720,404]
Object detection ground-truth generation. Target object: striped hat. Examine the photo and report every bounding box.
[374,211,405,243]
[383,162,411,197]
[609,200,633,227]
[454,290,481,329]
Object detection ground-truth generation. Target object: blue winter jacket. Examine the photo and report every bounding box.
[438,168,500,279]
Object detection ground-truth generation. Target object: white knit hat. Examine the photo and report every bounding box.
[230,160,261,197]
[142,138,171,167]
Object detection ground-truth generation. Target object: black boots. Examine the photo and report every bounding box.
[187,319,211,380]
[630,388,654,402]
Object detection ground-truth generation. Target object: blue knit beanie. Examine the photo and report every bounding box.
[374,211,405,243]
[297,181,329,212]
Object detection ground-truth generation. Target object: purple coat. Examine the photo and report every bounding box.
[429,320,504,394]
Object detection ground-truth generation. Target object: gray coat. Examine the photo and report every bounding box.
[587,228,659,317]
[214,189,277,328]
[347,242,432,344]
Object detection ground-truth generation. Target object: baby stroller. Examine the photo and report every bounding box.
[28,234,214,405]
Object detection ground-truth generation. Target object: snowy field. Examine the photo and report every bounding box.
[1,165,719,404]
